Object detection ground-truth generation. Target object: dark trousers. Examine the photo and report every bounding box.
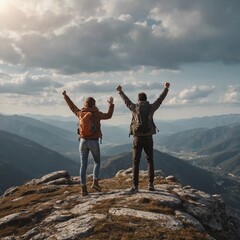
[132,135,154,187]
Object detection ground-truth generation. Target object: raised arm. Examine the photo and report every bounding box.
[151,82,170,111]
[116,85,135,111]
[62,90,80,117]
[98,97,115,120]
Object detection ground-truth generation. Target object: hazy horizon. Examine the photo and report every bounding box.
[1,111,240,126]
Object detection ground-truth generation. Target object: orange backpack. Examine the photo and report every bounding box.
[78,111,97,137]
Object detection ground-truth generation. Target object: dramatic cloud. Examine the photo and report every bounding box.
[0,73,62,95]
[64,80,117,93]
[0,37,22,65]
[221,85,240,104]
[0,71,11,79]
[63,80,164,93]
[168,85,216,105]
[22,96,63,106]
[0,0,240,74]
[0,0,240,119]
[178,85,215,100]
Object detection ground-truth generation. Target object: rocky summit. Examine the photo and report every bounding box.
[0,169,239,240]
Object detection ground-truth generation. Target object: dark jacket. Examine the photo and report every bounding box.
[64,95,114,139]
[118,88,168,136]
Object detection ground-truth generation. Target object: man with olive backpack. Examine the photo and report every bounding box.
[62,90,114,196]
[116,82,170,193]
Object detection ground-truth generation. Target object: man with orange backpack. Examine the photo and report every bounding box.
[62,90,114,196]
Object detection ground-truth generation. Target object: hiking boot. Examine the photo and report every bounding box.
[81,185,88,196]
[148,183,155,191]
[91,179,101,192]
[129,186,138,193]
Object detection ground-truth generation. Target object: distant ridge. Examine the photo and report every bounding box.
[165,113,240,129]
[0,130,78,195]
[158,124,240,152]
[25,112,240,135]
[0,114,79,161]
[101,150,222,194]
[0,161,32,194]
[157,124,240,177]
[100,149,240,210]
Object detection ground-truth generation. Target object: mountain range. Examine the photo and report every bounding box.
[0,129,78,195]
[0,160,31,195]
[100,150,240,210]
[157,124,240,153]
[0,114,79,161]
[1,113,240,210]
[28,112,240,135]
[157,124,240,177]
[101,150,221,193]
[159,113,240,131]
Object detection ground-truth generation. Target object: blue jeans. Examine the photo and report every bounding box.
[79,139,100,185]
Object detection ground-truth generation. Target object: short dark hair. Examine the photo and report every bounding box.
[84,97,96,107]
[138,92,147,101]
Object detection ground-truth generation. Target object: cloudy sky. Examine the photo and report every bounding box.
[0,0,240,124]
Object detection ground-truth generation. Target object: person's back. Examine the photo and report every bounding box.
[116,83,170,192]
[132,100,151,134]
[62,91,114,196]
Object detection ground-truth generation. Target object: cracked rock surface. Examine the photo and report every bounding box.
[0,169,239,240]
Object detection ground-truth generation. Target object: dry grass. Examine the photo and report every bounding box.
[0,175,212,239]
[88,176,209,240]
[82,216,209,240]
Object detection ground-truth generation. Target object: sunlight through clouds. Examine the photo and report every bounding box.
[0,0,240,119]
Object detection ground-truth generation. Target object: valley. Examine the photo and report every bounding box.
[157,145,239,178]
[0,113,240,212]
